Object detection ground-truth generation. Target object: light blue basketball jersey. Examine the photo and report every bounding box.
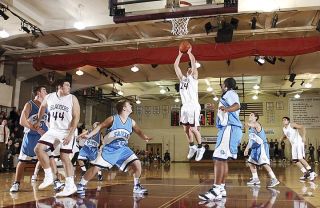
[105,115,133,146]
[24,100,49,135]
[216,90,242,128]
[248,126,267,148]
[84,130,101,147]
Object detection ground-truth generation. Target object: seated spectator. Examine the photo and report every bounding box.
[3,139,14,171]
[0,75,6,84]
[164,150,171,163]
[11,140,21,169]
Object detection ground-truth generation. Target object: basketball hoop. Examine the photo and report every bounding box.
[171,17,190,36]
[170,0,192,36]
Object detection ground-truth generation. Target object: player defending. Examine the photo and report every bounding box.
[77,100,152,195]
[34,79,80,197]
[281,117,317,181]
[9,86,48,192]
[244,112,280,187]
[174,47,205,161]
[77,122,103,180]
[199,78,243,201]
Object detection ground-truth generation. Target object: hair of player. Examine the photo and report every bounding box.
[116,100,130,114]
[33,85,46,96]
[252,112,259,121]
[282,116,290,122]
[224,77,237,90]
[55,79,70,91]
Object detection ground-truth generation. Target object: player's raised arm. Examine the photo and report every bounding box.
[174,51,184,81]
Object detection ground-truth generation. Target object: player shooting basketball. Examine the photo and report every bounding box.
[174,43,205,161]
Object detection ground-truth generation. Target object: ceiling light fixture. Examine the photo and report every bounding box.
[74,4,86,30]
[0,9,8,20]
[76,69,84,76]
[254,56,265,65]
[160,88,166,94]
[305,83,312,88]
[74,21,86,30]
[294,94,300,99]
[265,56,276,64]
[0,29,9,38]
[207,86,213,92]
[174,98,180,103]
[131,65,139,72]
[252,95,258,100]
[213,96,219,101]
[136,99,141,104]
[117,90,124,96]
[253,84,260,90]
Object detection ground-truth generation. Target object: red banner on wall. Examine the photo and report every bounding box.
[33,36,320,71]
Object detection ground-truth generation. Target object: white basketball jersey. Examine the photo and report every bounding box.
[179,75,199,105]
[46,92,73,131]
[283,123,303,145]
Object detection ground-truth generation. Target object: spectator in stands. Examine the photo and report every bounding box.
[269,139,275,161]
[274,139,279,160]
[308,144,315,163]
[3,139,14,171]
[0,119,10,171]
[11,140,21,170]
[281,140,286,161]
[164,150,171,163]
[9,107,19,123]
[0,75,6,84]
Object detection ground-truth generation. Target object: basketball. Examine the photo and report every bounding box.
[179,40,191,53]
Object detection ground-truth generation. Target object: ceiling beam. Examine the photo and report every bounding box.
[5,25,317,56]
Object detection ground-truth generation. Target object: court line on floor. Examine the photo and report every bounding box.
[157,184,201,208]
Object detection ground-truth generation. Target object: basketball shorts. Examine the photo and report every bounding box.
[78,145,99,162]
[180,103,201,127]
[91,142,138,172]
[18,133,41,161]
[38,129,75,154]
[213,125,243,160]
[291,142,305,160]
[248,143,270,166]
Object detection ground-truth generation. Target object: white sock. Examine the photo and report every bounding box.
[80,166,86,171]
[268,171,276,179]
[301,167,307,173]
[44,168,53,178]
[134,178,140,186]
[252,172,258,179]
[98,170,102,175]
[80,178,88,186]
[66,176,75,186]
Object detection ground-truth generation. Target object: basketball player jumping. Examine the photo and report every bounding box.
[34,79,80,197]
[281,117,317,181]
[174,47,205,161]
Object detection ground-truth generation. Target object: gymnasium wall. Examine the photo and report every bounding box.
[128,93,320,161]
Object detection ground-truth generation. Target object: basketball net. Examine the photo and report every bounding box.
[171,17,190,36]
[170,0,191,36]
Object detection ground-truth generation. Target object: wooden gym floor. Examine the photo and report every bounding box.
[0,162,319,207]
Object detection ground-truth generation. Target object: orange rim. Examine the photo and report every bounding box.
[180,0,192,6]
